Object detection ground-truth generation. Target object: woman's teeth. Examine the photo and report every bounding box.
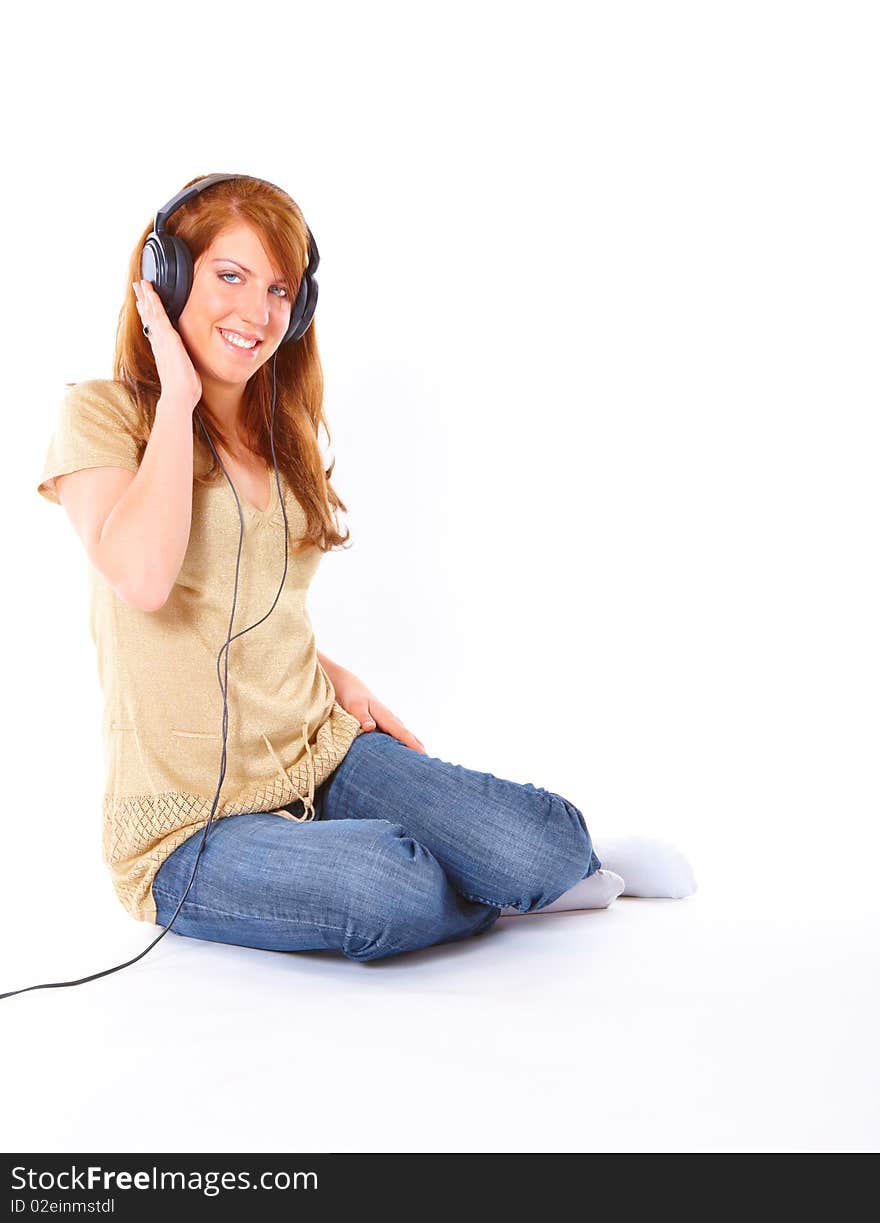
[218,328,259,350]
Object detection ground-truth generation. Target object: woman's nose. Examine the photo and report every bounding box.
[241,287,272,327]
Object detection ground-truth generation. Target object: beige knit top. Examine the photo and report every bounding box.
[37,379,364,925]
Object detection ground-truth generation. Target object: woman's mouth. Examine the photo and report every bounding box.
[216,327,263,356]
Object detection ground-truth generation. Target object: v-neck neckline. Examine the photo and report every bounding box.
[244,465,278,518]
[215,446,279,519]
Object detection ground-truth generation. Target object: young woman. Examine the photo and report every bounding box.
[37,173,695,965]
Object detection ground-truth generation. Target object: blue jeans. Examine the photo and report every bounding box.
[151,730,602,962]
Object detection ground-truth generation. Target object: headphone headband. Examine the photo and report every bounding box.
[153,172,290,234]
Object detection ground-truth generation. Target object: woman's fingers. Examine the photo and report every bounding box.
[378,707,426,754]
[132,279,168,334]
[132,280,150,329]
[131,279,203,409]
[361,698,426,753]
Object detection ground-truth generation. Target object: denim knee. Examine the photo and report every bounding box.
[494,790,600,914]
[338,821,476,963]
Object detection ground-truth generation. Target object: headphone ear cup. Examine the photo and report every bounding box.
[141,233,193,328]
[281,228,320,345]
[282,273,318,345]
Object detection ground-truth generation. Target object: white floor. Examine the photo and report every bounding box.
[2,859,877,1154]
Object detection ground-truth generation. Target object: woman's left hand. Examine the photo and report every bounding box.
[333,670,427,754]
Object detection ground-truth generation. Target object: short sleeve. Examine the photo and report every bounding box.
[37,379,143,506]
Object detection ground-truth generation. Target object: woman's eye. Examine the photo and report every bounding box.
[218,271,287,298]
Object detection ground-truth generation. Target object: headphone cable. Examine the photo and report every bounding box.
[1,351,290,1001]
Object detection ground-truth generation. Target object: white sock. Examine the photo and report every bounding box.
[590,834,697,898]
[499,869,625,916]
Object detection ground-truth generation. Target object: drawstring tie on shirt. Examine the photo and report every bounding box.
[262,720,316,821]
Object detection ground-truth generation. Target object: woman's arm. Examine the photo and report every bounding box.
[317,650,347,691]
[98,396,196,610]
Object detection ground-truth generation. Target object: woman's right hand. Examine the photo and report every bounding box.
[132,278,203,412]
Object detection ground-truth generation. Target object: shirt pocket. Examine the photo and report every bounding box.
[168,728,224,796]
[168,727,280,799]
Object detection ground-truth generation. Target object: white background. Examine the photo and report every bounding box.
[1,0,877,1154]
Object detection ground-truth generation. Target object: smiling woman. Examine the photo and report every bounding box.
[28,170,691,991]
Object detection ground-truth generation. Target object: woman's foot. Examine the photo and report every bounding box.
[499,868,625,915]
[590,834,697,898]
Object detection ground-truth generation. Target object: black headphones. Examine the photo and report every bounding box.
[140,172,320,345]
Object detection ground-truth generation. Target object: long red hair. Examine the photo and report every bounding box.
[111,172,351,555]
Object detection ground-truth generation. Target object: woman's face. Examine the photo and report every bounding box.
[178,221,294,393]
